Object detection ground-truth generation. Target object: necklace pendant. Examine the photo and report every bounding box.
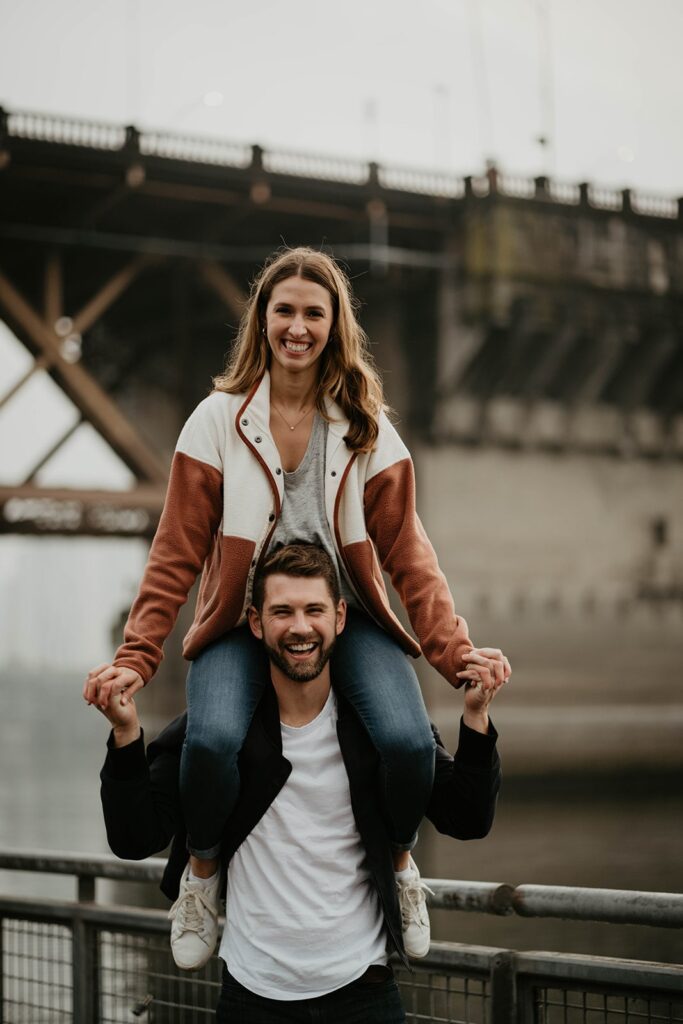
[272,402,313,432]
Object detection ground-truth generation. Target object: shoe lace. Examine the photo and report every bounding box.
[399,879,435,927]
[168,888,217,934]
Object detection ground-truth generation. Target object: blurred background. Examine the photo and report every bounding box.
[0,0,681,965]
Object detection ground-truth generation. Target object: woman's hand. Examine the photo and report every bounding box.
[457,647,511,689]
[83,664,144,711]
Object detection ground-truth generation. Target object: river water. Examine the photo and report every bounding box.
[1,669,681,965]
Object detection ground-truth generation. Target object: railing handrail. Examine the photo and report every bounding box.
[1,891,682,987]
[2,847,682,929]
[0,846,166,883]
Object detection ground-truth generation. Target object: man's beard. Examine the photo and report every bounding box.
[263,635,336,682]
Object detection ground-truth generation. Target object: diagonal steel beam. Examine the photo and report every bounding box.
[71,254,157,336]
[22,416,83,484]
[613,332,677,411]
[524,323,578,399]
[0,269,167,483]
[571,327,624,405]
[0,353,50,410]
[44,252,63,326]
[198,260,247,318]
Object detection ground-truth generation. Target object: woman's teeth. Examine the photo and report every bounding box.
[283,340,311,353]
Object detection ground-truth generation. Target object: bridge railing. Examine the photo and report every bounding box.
[0,848,681,1024]
[2,106,681,220]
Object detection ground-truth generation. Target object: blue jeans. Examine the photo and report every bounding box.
[181,609,436,857]
[215,965,406,1023]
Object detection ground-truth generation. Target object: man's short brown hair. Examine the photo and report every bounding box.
[251,543,341,611]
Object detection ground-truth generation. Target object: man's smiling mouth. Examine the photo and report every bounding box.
[284,641,318,657]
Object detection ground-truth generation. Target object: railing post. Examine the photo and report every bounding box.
[77,873,95,903]
[0,106,9,171]
[0,914,4,1020]
[72,916,96,1024]
[489,950,516,1024]
[515,975,536,1024]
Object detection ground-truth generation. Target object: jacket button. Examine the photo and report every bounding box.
[242,418,249,426]
[255,436,262,443]
[276,468,282,475]
[268,513,275,522]
[331,470,337,477]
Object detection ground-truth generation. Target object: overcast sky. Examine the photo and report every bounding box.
[1,0,682,194]
[1,0,682,669]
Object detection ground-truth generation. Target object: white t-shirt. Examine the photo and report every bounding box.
[219,690,388,1000]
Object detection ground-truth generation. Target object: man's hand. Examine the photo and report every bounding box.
[457,647,510,734]
[90,686,142,748]
[83,664,144,711]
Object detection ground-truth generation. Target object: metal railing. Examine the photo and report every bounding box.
[2,106,681,220]
[0,849,681,1024]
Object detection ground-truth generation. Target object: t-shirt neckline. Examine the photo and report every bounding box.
[280,687,335,734]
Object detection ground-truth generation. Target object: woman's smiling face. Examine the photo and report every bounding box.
[264,275,334,377]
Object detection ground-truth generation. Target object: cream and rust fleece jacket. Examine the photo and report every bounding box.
[113,372,472,686]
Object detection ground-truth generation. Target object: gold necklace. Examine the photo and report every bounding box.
[272,403,314,432]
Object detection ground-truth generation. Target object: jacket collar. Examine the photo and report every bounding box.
[240,371,350,443]
[257,680,285,751]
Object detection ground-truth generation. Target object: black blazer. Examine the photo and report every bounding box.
[100,685,501,964]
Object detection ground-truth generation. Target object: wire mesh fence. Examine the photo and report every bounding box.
[528,985,683,1024]
[97,929,221,1023]
[395,966,489,1024]
[1,919,73,1023]
[3,906,682,1024]
[0,914,495,1024]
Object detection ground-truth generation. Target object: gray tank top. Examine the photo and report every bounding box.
[268,413,358,608]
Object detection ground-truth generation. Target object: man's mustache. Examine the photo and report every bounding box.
[281,634,319,646]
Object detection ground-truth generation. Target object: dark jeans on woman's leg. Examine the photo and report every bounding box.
[332,609,436,849]
[180,609,435,858]
[180,626,268,858]
[215,966,406,1023]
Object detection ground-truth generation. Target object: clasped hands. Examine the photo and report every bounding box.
[456,647,511,721]
[83,664,144,710]
[83,664,143,745]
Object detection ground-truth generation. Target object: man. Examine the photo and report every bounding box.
[97,543,505,1022]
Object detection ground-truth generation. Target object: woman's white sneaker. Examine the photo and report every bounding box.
[396,856,434,959]
[168,864,221,971]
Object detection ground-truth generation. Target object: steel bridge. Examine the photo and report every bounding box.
[1,107,682,540]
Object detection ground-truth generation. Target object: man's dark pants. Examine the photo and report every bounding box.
[216,965,406,1023]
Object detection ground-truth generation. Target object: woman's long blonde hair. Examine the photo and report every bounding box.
[213,247,385,453]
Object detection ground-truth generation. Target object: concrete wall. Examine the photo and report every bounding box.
[416,445,683,612]
[411,445,683,774]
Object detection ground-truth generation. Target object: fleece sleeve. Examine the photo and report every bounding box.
[112,397,225,683]
[363,441,472,686]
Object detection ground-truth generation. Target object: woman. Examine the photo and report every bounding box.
[85,247,509,968]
